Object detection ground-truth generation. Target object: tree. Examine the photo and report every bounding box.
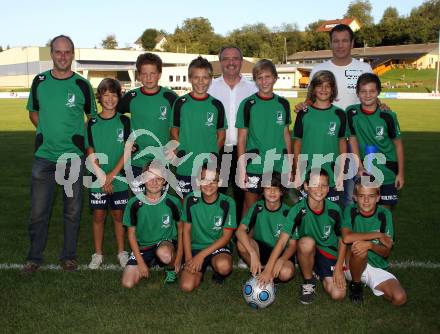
[303,20,329,51]
[0,46,3,52]
[164,17,220,54]
[380,7,399,24]
[227,23,272,58]
[140,28,160,50]
[345,0,374,26]
[101,34,118,49]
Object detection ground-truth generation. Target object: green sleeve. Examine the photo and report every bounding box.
[235,99,246,129]
[384,209,394,239]
[240,202,255,228]
[27,76,39,112]
[391,111,401,139]
[282,205,298,238]
[86,80,98,117]
[341,205,354,230]
[122,198,135,227]
[224,197,237,229]
[180,194,190,223]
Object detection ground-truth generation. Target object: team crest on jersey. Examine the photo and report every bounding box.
[328,122,337,136]
[276,111,284,125]
[213,216,223,230]
[323,225,331,240]
[375,126,384,140]
[161,215,171,228]
[159,106,167,120]
[206,112,214,126]
[116,128,124,143]
[66,92,76,108]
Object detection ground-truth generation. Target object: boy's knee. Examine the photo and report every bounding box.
[180,280,195,293]
[298,237,315,253]
[392,290,407,306]
[278,265,295,282]
[121,278,135,289]
[331,289,346,301]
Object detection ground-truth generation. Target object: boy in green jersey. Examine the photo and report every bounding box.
[236,59,291,216]
[341,178,407,305]
[118,53,178,194]
[180,164,236,292]
[260,169,346,304]
[347,73,404,209]
[85,78,130,269]
[171,57,227,198]
[121,160,183,287]
[236,173,295,282]
[292,70,347,203]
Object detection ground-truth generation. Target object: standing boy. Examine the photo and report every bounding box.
[171,57,227,197]
[347,73,404,208]
[118,53,178,193]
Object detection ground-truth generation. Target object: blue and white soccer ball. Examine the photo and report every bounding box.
[242,276,275,309]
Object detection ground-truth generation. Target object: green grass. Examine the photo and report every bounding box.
[380,69,438,93]
[1,99,439,333]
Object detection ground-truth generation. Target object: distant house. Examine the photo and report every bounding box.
[316,18,361,33]
[133,34,167,51]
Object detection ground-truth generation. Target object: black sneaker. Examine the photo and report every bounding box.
[21,261,40,274]
[299,279,317,304]
[61,259,78,272]
[212,272,226,285]
[349,281,363,303]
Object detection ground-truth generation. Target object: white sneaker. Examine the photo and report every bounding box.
[117,251,129,268]
[88,253,103,270]
[237,258,248,269]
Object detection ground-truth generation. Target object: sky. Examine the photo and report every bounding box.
[0,0,427,49]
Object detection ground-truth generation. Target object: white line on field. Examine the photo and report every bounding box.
[1,260,440,271]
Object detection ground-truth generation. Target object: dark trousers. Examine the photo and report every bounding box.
[26,156,85,264]
[219,145,244,223]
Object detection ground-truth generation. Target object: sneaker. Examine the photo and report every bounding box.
[61,259,78,272]
[212,272,226,285]
[21,261,39,274]
[299,279,317,304]
[237,258,248,269]
[88,253,103,270]
[349,281,364,303]
[164,269,177,284]
[117,251,129,268]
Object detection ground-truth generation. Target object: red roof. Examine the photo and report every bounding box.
[316,18,358,32]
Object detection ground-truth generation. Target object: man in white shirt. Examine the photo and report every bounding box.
[308,24,372,110]
[208,46,257,220]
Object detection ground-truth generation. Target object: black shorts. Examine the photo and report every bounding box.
[255,240,295,266]
[126,240,177,267]
[299,186,342,203]
[89,190,129,210]
[190,247,232,273]
[176,174,194,197]
[314,248,337,279]
[379,183,398,206]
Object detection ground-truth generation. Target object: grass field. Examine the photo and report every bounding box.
[1,98,439,333]
[380,69,438,93]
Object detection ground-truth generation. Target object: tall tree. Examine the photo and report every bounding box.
[345,0,374,26]
[303,20,329,51]
[380,7,399,24]
[101,34,118,49]
[140,28,160,50]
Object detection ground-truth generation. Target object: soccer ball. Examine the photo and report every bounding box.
[242,276,275,309]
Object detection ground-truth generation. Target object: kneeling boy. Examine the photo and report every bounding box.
[180,164,236,292]
[236,173,295,282]
[121,161,182,287]
[341,178,407,305]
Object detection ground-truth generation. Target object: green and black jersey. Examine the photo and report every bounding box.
[342,204,394,269]
[171,93,227,176]
[27,70,97,162]
[85,113,130,192]
[181,193,236,250]
[283,199,342,258]
[236,93,291,174]
[123,194,181,248]
[346,104,401,185]
[240,200,291,247]
[292,104,346,187]
[118,86,178,168]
